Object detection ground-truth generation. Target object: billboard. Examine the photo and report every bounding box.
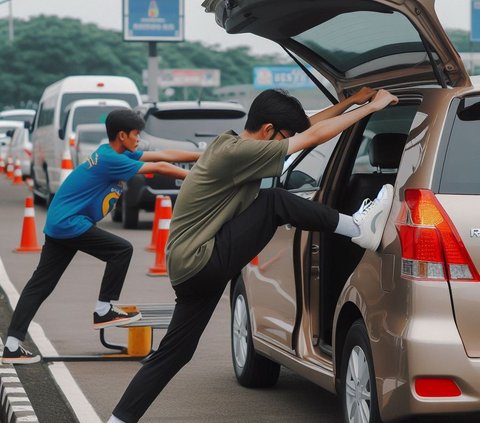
[253,66,315,90]
[142,69,221,87]
[123,0,184,41]
[472,0,480,42]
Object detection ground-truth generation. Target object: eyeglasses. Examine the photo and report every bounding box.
[271,128,290,140]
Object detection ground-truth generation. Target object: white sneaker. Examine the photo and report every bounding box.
[351,184,394,251]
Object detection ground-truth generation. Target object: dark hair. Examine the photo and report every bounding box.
[105,109,145,141]
[245,89,310,135]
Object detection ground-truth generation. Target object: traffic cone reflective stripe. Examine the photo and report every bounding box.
[12,159,23,185]
[15,197,41,253]
[6,156,14,179]
[146,195,164,252]
[0,153,5,173]
[147,196,172,276]
[60,147,74,184]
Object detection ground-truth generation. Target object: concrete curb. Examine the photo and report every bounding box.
[0,344,38,423]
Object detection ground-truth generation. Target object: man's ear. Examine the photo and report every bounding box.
[260,123,275,139]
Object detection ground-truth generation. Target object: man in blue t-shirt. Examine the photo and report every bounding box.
[2,109,201,364]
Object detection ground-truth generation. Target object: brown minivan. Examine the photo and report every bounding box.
[203,1,480,422]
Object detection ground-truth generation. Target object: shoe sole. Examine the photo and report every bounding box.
[1,355,41,365]
[93,312,143,330]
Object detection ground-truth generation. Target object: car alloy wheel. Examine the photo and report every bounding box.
[232,294,248,369]
[341,320,381,423]
[345,345,372,423]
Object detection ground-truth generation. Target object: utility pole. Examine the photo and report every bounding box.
[0,0,13,43]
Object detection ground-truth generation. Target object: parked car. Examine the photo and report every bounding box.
[31,75,142,205]
[59,98,130,165]
[73,123,108,166]
[6,124,32,178]
[0,109,35,125]
[204,1,480,422]
[0,120,23,158]
[114,100,247,228]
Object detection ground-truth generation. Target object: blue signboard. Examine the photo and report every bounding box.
[253,66,315,89]
[472,0,480,42]
[123,0,184,41]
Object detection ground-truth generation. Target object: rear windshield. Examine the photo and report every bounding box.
[72,106,129,131]
[77,129,107,145]
[439,97,480,194]
[60,93,138,128]
[0,114,34,123]
[144,109,247,142]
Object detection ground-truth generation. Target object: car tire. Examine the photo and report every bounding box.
[31,165,45,206]
[231,277,280,388]
[122,195,139,229]
[340,320,382,423]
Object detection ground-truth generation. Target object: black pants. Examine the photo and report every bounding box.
[113,188,339,423]
[7,226,133,341]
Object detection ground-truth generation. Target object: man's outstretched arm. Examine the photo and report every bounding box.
[137,162,189,179]
[287,89,398,155]
[140,150,201,163]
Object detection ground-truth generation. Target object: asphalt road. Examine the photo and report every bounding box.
[1,176,480,423]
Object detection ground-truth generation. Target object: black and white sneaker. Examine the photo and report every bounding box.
[2,345,41,364]
[93,305,142,330]
[351,184,394,251]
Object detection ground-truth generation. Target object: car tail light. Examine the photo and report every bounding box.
[396,189,480,282]
[415,378,461,397]
[97,82,105,88]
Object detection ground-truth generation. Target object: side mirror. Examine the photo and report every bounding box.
[58,128,65,140]
[6,130,14,137]
[24,120,31,130]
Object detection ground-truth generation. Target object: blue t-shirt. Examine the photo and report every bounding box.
[44,144,143,239]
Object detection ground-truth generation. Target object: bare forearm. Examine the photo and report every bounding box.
[309,97,356,125]
[141,150,201,163]
[138,162,189,179]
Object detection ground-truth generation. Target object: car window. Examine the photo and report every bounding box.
[282,136,339,191]
[77,129,107,145]
[71,106,128,131]
[439,97,480,194]
[352,104,419,175]
[60,93,138,128]
[144,109,246,145]
[292,10,431,78]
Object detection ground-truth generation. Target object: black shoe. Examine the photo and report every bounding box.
[93,305,142,329]
[2,345,41,364]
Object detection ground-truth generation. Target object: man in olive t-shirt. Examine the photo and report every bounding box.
[110,87,398,423]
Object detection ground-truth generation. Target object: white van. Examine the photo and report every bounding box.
[31,75,142,205]
[60,98,131,166]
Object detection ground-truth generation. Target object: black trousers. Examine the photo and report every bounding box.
[113,188,339,423]
[7,225,133,341]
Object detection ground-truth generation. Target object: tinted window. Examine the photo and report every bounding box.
[72,106,128,131]
[0,114,34,123]
[283,136,339,191]
[77,129,107,145]
[292,11,428,76]
[144,110,246,144]
[60,93,138,128]
[439,98,480,194]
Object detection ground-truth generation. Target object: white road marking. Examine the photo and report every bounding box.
[0,257,102,423]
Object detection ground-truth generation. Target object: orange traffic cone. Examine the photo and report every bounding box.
[60,147,74,184]
[12,158,23,185]
[146,195,164,252]
[5,156,14,179]
[0,153,5,173]
[14,197,42,253]
[147,196,172,276]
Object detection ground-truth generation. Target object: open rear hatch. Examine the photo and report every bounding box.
[202,0,470,94]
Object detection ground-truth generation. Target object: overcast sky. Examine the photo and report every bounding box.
[0,0,473,56]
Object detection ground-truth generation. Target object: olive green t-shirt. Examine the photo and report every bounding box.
[166,130,289,285]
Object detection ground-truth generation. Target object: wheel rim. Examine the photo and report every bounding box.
[345,345,372,423]
[232,295,248,369]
